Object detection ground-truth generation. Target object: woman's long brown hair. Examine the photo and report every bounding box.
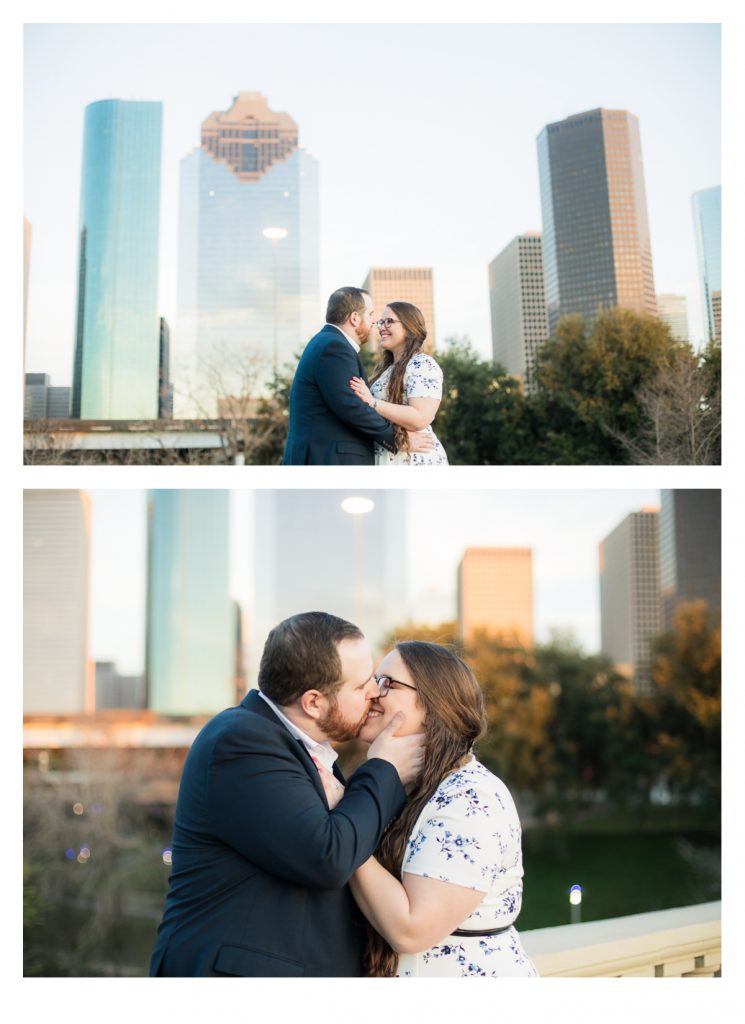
[368,302,428,454]
[363,641,487,977]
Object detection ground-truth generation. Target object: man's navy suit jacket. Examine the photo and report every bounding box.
[282,325,397,465]
[149,689,406,977]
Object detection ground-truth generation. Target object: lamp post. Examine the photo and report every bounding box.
[569,884,583,925]
[341,497,375,627]
[262,227,288,372]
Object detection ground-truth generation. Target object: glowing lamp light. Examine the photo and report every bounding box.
[262,227,288,240]
[341,497,375,515]
[569,884,583,906]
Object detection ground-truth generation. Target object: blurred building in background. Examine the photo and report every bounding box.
[659,489,721,631]
[361,267,436,354]
[252,490,406,678]
[95,662,146,710]
[488,232,549,386]
[158,317,173,419]
[146,490,234,715]
[537,108,657,334]
[656,293,690,343]
[457,547,533,646]
[71,99,163,420]
[24,490,94,714]
[176,92,320,413]
[24,373,71,419]
[691,186,721,344]
[599,508,660,693]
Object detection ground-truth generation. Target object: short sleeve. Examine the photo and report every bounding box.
[405,354,443,399]
[403,774,511,893]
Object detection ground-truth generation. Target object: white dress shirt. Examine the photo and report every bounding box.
[257,690,340,774]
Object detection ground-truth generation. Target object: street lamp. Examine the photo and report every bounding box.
[262,227,288,372]
[341,497,375,626]
[569,884,583,924]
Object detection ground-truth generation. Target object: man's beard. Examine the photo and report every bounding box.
[318,697,370,742]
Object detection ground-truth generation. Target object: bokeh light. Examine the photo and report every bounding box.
[162,848,173,866]
[569,884,583,905]
[73,802,84,815]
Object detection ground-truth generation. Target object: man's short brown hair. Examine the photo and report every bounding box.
[326,287,369,326]
[258,611,364,705]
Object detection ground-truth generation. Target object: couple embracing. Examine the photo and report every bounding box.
[283,287,449,466]
[150,612,537,978]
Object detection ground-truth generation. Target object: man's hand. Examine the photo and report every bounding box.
[407,429,436,453]
[367,712,425,791]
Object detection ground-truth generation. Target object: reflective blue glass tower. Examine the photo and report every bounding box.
[146,490,234,716]
[72,100,162,419]
[691,186,721,344]
[175,93,319,414]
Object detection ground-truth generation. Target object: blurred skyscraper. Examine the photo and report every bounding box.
[691,186,721,344]
[24,373,71,419]
[488,232,549,385]
[146,490,234,715]
[24,490,94,714]
[656,293,690,343]
[95,662,145,710]
[158,317,173,419]
[659,489,721,631]
[599,508,660,693]
[252,490,406,679]
[176,92,320,414]
[361,268,436,354]
[537,108,657,334]
[71,99,163,420]
[457,548,533,647]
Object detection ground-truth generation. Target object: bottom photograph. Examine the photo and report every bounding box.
[22,488,721,978]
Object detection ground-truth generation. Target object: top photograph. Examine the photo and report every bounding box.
[22,23,721,466]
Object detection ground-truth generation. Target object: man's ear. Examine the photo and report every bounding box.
[298,689,325,720]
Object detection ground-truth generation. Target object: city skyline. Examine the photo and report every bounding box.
[82,488,665,676]
[24,23,720,387]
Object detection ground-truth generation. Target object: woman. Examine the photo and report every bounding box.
[348,302,449,465]
[316,641,537,978]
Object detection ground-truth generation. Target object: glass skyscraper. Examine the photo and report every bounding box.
[146,490,234,716]
[176,92,319,415]
[659,489,721,631]
[488,233,549,386]
[72,99,162,420]
[691,186,721,344]
[537,108,657,335]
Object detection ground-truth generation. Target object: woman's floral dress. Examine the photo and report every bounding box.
[371,353,449,465]
[397,757,538,977]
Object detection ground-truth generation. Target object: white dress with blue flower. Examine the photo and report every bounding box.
[371,353,449,465]
[397,757,538,977]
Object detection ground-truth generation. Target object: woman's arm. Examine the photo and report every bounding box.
[349,376,440,430]
[349,857,485,954]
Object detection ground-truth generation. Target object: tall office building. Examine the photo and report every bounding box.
[252,491,406,678]
[146,490,234,715]
[158,317,173,419]
[23,490,94,714]
[95,662,146,710]
[488,233,549,384]
[176,92,320,413]
[659,489,721,631]
[599,509,660,693]
[457,548,533,647]
[656,293,690,343]
[24,373,71,419]
[362,268,436,354]
[691,186,721,344]
[71,99,162,420]
[537,108,657,334]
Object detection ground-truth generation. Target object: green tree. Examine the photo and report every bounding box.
[646,601,721,805]
[530,307,684,463]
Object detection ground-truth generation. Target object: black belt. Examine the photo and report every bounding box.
[451,925,513,937]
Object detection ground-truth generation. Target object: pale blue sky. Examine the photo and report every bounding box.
[23,22,720,385]
[89,488,661,674]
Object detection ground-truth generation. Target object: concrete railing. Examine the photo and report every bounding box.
[520,901,721,977]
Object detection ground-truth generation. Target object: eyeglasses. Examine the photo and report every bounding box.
[375,674,417,697]
[376,318,402,329]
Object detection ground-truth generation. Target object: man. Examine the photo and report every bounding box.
[282,286,433,464]
[149,611,424,977]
